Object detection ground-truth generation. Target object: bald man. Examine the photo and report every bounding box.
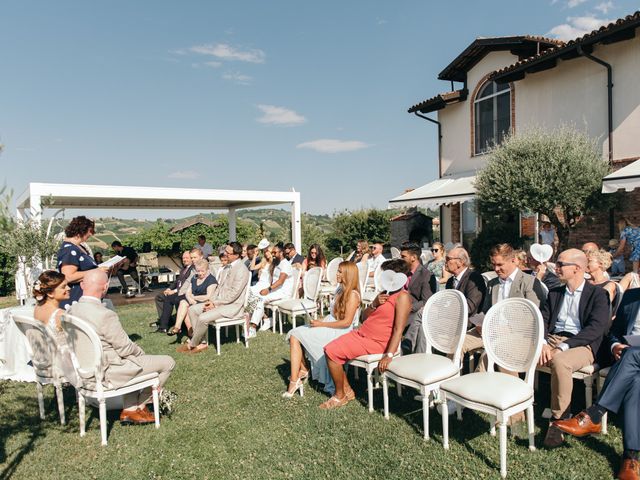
[539,248,610,448]
[69,269,175,425]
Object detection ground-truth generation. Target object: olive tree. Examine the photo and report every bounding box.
[475,126,615,250]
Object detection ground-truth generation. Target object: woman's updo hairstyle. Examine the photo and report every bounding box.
[64,216,95,238]
[33,270,66,305]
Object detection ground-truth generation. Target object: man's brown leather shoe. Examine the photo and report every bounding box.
[120,409,154,425]
[176,344,192,353]
[553,412,602,437]
[137,406,155,422]
[617,458,640,480]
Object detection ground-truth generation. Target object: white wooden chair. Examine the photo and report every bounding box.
[319,258,343,315]
[597,366,611,434]
[60,314,161,446]
[269,268,302,333]
[390,247,401,259]
[361,264,384,308]
[382,289,468,439]
[276,267,324,334]
[11,313,67,425]
[211,275,252,355]
[440,298,544,479]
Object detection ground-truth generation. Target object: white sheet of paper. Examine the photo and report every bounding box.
[98,255,125,269]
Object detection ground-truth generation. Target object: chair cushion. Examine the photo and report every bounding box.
[276,299,317,313]
[599,366,611,378]
[351,351,401,364]
[386,354,458,385]
[441,372,533,410]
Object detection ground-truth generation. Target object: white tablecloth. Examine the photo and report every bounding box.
[0,306,36,382]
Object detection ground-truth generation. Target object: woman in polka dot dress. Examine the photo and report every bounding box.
[57,216,99,309]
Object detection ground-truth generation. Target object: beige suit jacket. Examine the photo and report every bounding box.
[482,268,546,313]
[69,297,144,388]
[211,259,250,318]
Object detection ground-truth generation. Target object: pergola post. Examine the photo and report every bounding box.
[228,207,237,241]
[291,192,301,251]
[29,194,42,225]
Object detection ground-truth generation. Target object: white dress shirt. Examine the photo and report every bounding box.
[498,268,519,302]
[552,280,585,350]
[453,268,468,289]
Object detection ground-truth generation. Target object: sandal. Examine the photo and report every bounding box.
[344,388,355,401]
[319,395,350,410]
[299,368,310,382]
[167,327,181,336]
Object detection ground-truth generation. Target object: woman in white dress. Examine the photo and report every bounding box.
[250,245,274,291]
[283,261,360,397]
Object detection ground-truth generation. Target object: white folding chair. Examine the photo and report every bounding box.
[440,298,544,479]
[211,274,252,355]
[361,264,384,308]
[276,267,324,334]
[319,258,343,315]
[11,313,67,425]
[270,268,302,333]
[382,290,468,439]
[60,314,161,446]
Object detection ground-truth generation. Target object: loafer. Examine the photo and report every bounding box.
[553,411,601,437]
[119,409,154,425]
[543,423,565,448]
[618,458,640,480]
[176,344,192,353]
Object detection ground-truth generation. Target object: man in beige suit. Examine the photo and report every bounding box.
[462,243,546,359]
[178,241,250,354]
[69,269,176,425]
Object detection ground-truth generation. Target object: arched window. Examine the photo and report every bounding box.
[474,81,511,155]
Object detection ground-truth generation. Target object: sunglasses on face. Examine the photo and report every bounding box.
[556,261,579,268]
[431,248,440,253]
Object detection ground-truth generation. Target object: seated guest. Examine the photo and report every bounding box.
[94,252,103,265]
[179,242,250,354]
[582,242,601,255]
[401,243,435,353]
[57,216,99,308]
[111,241,140,294]
[248,242,294,336]
[609,238,626,276]
[539,249,610,448]
[586,249,617,304]
[194,234,213,259]
[553,287,640,479]
[321,259,411,409]
[69,269,175,425]
[153,250,194,333]
[367,242,386,281]
[168,258,216,336]
[426,242,450,290]
[514,249,528,271]
[620,271,640,292]
[444,246,487,318]
[347,240,370,264]
[249,244,273,291]
[245,244,260,286]
[301,244,327,271]
[462,243,546,361]
[284,261,361,397]
[216,248,229,282]
[528,247,562,291]
[284,242,304,266]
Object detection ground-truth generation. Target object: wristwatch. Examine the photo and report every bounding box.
[268,286,272,292]
[385,352,393,359]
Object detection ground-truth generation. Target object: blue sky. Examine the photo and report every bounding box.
[1,0,638,218]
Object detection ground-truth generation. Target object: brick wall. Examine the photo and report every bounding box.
[451,203,461,243]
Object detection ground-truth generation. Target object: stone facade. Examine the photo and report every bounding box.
[390,209,433,247]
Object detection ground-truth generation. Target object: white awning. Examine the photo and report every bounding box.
[602,159,640,193]
[388,175,476,209]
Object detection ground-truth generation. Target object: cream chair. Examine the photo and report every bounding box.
[361,264,383,308]
[60,314,161,446]
[11,313,67,425]
[382,289,468,440]
[276,267,324,333]
[319,257,343,315]
[211,275,252,355]
[440,298,544,479]
[269,268,302,334]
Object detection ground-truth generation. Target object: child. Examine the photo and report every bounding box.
[609,239,625,275]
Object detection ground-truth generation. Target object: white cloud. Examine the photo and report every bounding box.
[256,105,306,126]
[296,139,371,154]
[222,71,252,85]
[189,43,265,63]
[567,0,587,7]
[168,170,199,179]
[548,15,612,40]
[204,61,221,68]
[595,1,614,13]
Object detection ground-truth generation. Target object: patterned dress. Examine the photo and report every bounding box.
[57,241,97,308]
[621,226,640,262]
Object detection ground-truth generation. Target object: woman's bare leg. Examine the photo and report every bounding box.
[289,337,303,381]
[174,301,189,330]
[327,358,349,400]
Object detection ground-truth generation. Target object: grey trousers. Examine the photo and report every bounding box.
[403,310,427,353]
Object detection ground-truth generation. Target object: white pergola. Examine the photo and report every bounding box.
[16,182,302,249]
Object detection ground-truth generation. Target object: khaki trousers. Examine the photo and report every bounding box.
[123,354,176,409]
[545,334,594,419]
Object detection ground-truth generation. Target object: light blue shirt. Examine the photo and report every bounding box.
[553,280,585,338]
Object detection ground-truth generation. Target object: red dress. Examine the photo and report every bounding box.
[324,291,403,365]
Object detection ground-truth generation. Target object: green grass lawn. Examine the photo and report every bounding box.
[0,303,625,479]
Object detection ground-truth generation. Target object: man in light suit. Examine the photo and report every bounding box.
[462,243,547,358]
[69,269,176,425]
[553,288,640,479]
[401,243,435,353]
[445,246,487,318]
[179,241,250,354]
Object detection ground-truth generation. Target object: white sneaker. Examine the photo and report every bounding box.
[259,318,272,331]
[247,327,257,339]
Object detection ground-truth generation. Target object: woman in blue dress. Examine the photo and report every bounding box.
[283,261,360,397]
[615,217,640,274]
[57,216,99,309]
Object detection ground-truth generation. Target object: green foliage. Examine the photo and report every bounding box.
[470,215,525,272]
[301,214,328,258]
[475,126,616,249]
[325,208,393,257]
[0,187,13,295]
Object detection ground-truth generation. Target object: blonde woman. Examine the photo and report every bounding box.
[283,261,360,398]
[169,259,217,336]
[347,240,370,264]
[586,250,617,303]
[427,242,450,289]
